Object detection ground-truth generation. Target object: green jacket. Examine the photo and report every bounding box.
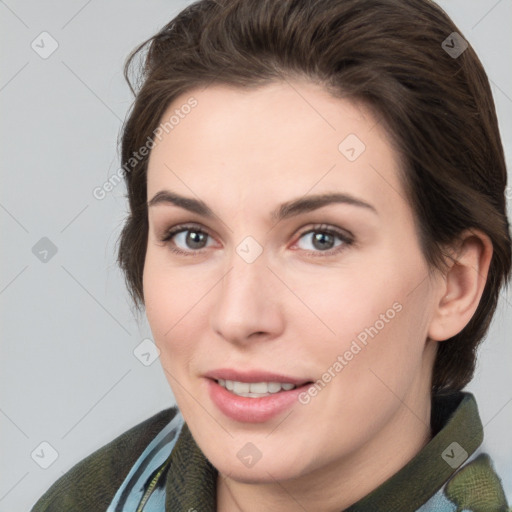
[31,391,510,511]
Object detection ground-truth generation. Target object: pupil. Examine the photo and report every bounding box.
[187,231,205,249]
[313,232,333,250]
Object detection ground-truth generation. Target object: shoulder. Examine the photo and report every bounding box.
[443,452,510,511]
[30,406,179,512]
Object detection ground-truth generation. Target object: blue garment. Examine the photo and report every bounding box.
[106,410,184,512]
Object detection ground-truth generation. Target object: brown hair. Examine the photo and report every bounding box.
[116,0,511,392]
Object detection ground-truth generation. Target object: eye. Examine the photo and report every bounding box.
[160,224,214,256]
[294,224,354,256]
[160,222,354,257]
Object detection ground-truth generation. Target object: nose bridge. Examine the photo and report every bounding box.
[211,238,280,341]
[221,242,268,315]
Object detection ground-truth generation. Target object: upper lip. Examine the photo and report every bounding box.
[205,368,312,386]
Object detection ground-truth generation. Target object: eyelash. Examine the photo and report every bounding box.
[159,223,354,257]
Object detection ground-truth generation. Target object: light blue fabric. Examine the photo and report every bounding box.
[106,410,184,512]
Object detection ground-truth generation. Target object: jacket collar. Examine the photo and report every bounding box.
[165,391,483,511]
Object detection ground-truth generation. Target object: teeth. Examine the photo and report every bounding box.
[216,379,298,397]
[249,382,270,393]
[267,382,282,393]
[233,381,250,393]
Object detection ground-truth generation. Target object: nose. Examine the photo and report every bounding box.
[210,246,284,346]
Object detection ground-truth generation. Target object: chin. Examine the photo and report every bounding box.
[207,443,313,484]
[217,461,302,484]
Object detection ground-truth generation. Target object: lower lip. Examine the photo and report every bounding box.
[206,379,311,423]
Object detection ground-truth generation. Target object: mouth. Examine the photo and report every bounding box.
[204,370,314,423]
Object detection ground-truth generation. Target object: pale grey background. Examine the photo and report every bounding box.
[0,1,511,510]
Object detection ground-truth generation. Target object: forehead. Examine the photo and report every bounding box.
[146,80,406,217]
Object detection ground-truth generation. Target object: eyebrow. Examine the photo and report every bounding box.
[147,190,378,222]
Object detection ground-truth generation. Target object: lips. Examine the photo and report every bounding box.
[204,368,314,423]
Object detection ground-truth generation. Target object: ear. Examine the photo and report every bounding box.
[427,228,493,342]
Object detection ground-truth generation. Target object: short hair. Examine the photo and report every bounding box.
[116,0,511,393]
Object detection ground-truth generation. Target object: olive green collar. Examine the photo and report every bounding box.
[345,391,482,511]
[165,391,482,511]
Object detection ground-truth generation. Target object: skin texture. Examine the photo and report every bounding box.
[143,79,492,511]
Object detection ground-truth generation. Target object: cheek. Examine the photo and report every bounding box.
[142,254,185,358]
[142,257,169,339]
[312,251,429,376]
[142,254,211,375]
[314,264,395,340]
[143,248,192,335]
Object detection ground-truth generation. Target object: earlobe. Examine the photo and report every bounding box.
[427,229,493,342]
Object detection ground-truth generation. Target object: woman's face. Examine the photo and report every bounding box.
[143,79,441,484]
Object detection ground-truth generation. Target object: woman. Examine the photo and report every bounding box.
[31,0,511,510]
